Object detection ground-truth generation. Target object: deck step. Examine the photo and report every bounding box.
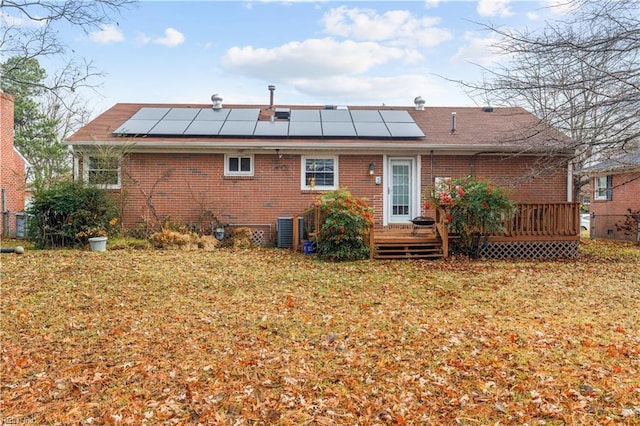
[374,240,444,260]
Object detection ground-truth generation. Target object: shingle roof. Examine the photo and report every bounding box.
[66,102,571,153]
[580,149,640,174]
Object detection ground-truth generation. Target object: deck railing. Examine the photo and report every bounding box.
[497,202,581,238]
[294,202,580,255]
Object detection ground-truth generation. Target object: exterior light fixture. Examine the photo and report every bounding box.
[368,163,375,175]
[275,148,282,158]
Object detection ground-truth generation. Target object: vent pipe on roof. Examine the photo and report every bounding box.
[482,105,494,112]
[451,112,457,134]
[268,85,275,109]
[211,94,223,110]
[414,96,425,111]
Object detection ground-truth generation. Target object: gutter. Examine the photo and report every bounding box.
[64,140,558,155]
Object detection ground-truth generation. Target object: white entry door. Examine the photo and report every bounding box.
[388,158,414,223]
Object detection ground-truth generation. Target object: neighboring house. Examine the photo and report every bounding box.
[580,150,640,242]
[0,92,28,238]
[65,92,579,257]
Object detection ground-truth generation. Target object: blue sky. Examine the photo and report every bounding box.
[29,1,572,116]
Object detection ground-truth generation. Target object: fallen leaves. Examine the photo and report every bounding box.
[0,242,639,424]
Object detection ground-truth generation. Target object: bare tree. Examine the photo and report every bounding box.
[1,0,134,188]
[457,0,640,199]
[1,0,134,105]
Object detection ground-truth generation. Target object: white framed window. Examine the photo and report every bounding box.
[225,154,254,176]
[83,155,121,189]
[594,175,612,201]
[301,156,337,190]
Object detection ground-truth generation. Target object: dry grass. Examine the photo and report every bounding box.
[1,239,639,425]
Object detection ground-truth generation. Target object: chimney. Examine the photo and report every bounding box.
[451,112,457,134]
[268,85,275,109]
[211,93,223,110]
[414,96,425,111]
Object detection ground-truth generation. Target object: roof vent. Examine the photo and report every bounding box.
[268,85,276,109]
[211,94,223,110]
[451,112,457,134]
[414,96,425,111]
[324,105,335,110]
[274,107,290,120]
[482,106,494,113]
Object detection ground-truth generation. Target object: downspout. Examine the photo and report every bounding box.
[430,150,434,186]
[566,161,573,202]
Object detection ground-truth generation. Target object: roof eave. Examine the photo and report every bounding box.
[64,139,562,155]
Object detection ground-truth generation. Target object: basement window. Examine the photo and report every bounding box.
[225,154,254,176]
[84,155,121,189]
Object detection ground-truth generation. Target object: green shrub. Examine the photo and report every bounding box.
[26,180,119,248]
[426,177,514,258]
[315,189,373,261]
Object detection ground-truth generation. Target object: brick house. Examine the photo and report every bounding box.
[0,92,28,237]
[581,150,640,242]
[65,94,578,255]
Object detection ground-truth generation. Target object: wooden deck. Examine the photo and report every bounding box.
[295,202,580,260]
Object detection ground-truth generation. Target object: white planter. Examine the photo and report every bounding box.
[88,236,108,252]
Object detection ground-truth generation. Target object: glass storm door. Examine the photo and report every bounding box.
[389,159,413,223]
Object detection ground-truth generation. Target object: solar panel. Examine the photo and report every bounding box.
[380,110,414,123]
[130,107,170,120]
[113,119,160,135]
[350,110,383,122]
[322,121,357,137]
[148,120,192,135]
[289,121,323,136]
[113,106,425,138]
[183,120,224,136]
[290,109,320,122]
[386,122,425,137]
[164,108,200,121]
[227,108,260,121]
[194,108,230,121]
[254,121,289,136]
[320,109,352,122]
[219,120,257,135]
[354,122,391,137]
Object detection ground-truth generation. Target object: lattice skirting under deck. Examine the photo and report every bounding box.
[477,240,579,259]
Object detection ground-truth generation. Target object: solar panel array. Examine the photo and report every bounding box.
[113,107,425,138]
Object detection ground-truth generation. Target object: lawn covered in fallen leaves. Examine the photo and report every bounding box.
[1,239,639,425]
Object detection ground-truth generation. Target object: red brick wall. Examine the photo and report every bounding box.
[0,93,26,236]
[589,172,640,241]
[421,154,568,204]
[101,152,568,243]
[117,153,383,231]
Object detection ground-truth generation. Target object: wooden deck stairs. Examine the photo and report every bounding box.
[373,228,444,260]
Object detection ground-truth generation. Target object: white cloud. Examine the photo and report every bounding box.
[477,0,515,18]
[451,32,503,66]
[527,11,540,21]
[292,74,452,106]
[88,24,125,44]
[1,11,47,27]
[322,6,452,48]
[222,38,408,81]
[424,0,442,9]
[154,27,185,47]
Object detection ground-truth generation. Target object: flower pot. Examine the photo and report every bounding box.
[88,236,107,252]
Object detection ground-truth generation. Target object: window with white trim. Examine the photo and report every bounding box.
[594,175,612,201]
[84,155,121,189]
[225,154,253,176]
[302,156,337,190]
